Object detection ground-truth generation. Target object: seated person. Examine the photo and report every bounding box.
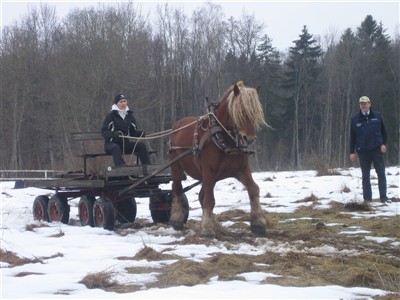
[101,94,151,166]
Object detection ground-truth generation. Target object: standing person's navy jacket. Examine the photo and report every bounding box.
[350,109,387,153]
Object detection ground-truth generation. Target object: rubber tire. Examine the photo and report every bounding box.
[48,195,70,224]
[33,195,50,222]
[93,197,115,230]
[150,192,189,224]
[78,195,96,227]
[114,196,137,223]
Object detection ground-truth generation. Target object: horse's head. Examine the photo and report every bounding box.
[218,81,268,142]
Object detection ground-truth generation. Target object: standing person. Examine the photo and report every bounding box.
[101,94,151,166]
[350,96,390,203]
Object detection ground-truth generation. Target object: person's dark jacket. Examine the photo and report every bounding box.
[101,109,144,145]
[350,109,387,153]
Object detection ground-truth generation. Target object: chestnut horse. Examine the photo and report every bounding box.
[168,81,269,238]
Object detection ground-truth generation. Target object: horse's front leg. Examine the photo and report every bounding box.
[169,178,186,231]
[238,170,267,236]
[199,182,216,238]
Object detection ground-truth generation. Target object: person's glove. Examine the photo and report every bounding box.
[114,131,123,138]
[113,131,123,141]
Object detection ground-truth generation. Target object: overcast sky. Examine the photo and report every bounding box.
[1,0,399,51]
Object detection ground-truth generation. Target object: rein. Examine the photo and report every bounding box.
[120,112,231,143]
[120,117,203,142]
[119,110,253,156]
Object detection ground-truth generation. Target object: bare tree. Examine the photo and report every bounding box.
[189,3,227,105]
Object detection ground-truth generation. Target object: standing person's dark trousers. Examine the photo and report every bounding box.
[357,147,387,201]
[104,141,151,166]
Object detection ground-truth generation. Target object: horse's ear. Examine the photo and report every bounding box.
[256,86,261,93]
[234,84,240,96]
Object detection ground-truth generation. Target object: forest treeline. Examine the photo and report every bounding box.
[1,2,399,171]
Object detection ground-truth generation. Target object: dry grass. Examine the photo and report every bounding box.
[131,245,181,261]
[120,243,400,295]
[79,270,142,293]
[144,252,262,288]
[15,271,45,277]
[149,259,209,287]
[79,270,116,289]
[4,200,399,298]
[375,294,400,300]
[262,251,400,292]
[0,248,64,267]
[100,204,399,296]
[25,223,49,231]
[294,193,319,203]
[344,200,371,211]
[0,248,43,267]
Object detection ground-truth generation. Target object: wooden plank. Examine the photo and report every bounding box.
[71,132,103,141]
[23,179,105,189]
[78,153,109,158]
[0,169,65,179]
[106,164,171,178]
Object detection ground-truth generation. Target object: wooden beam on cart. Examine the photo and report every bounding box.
[119,148,193,195]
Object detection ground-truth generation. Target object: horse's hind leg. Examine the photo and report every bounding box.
[238,170,267,236]
[169,164,186,230]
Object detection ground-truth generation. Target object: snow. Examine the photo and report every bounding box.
[1,166,399,299]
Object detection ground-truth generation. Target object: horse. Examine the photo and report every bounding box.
[168,81,269,238]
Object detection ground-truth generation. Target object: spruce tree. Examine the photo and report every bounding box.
[283,25,322,168]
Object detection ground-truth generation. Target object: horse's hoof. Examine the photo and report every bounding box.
[251,225,267,236]
[170,221,184,231]
[200,228,215,239]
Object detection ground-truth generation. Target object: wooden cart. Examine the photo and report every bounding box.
[24,132,190,230]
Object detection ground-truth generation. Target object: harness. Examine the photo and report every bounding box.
[192,98,254,156]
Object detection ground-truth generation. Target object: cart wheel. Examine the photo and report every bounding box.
[150,191,169,223]
[78,195,95,227]
[48,195,70,224]
[115,196,137,223]
[33,195,50,222]
[150,192,189,224]
[151,210,169,223]
[93,197,115,230]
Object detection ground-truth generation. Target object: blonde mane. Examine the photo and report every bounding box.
[227,81,269,131]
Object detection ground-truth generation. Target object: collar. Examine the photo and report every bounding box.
[359,109,373,118]
[111,104,130,112]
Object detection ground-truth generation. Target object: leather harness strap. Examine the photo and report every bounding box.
[192,102,254,156]
[169,99,254,156]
